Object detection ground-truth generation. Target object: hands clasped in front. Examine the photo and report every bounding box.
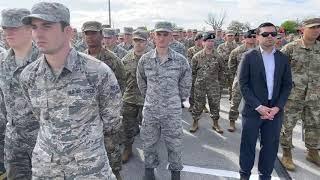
[257,106,280,120]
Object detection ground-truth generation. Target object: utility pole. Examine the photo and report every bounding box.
[108,0,111,26]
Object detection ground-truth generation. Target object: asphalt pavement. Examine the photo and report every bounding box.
[120,95,320,180]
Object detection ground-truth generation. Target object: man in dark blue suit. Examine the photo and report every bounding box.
[238,22,292,180]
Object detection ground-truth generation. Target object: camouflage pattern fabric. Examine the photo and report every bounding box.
[280,39,320,150]
[20,48,120,179]
[191,49,224,121]
[0,44,40,179]
[137,48,191,171]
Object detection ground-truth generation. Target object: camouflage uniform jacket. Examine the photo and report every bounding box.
[281,39,320,101]
[74,40,87,52]
[169,40,187,57]
[117,42,133,51]
[217,41,238,65]
[192,49,224,87]
[110,45,128,59]
[19,48,122,162]
[214,38,225,49]
[187,45,202,65]
[0,44,40,161]
[228,44,251,80]
[137,48,192,109]
[85,48,126,94]
[122,51,144,106]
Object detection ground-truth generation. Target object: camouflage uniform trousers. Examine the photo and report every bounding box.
[228,77,242,121]
[141,107,183,171]
[280,99,320,150]
[4,118,38,180]
[192,82,221,121]
[122,102,143,146]
[104,135,122,172]
[4,129,33,180]
[31,146,116,180]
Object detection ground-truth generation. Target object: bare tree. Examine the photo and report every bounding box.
[227,20,251,33]
[204,11,227,31]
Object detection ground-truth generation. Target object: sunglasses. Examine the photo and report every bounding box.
[247,35,256,38]
[260,32,277,37]
[310,25,320,29]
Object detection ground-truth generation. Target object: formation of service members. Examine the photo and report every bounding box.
[0,1,319,179]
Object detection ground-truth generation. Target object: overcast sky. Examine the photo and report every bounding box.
[0,0,319,31]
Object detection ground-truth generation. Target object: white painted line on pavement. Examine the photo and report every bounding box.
[182,120,190,125]
[183,129,197,138]
[168,165,280,180]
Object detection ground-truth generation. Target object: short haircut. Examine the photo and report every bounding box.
[256,22,276,34]
[60,21,70,31]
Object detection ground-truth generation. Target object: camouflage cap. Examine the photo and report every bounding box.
[22,2,70,25]
[102,28,116,37]
[101,24,111,29]
[302,18,320,28]
[194,32,203,41]
[192,29,198,33]
[177,27,183,32]
[132,29,148,41]
[154,21,173,32]
[136,26,147,31]
[123,27,134,34]
[225,30,235,35]
[1,8,30,27]
[203,32,215,41]
[82,21,102,32]
[115,28,120,34]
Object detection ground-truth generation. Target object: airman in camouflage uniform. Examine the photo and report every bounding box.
[217,30,238,97]
[227,29,256,132]
[121,30,148,163]
[187,32,203,111]
[214,28,225,48]
[20,2,120,179]
[117,27,134,51]
[137,21,191,180]
[169,39,187,57]
[0,8,41,179]
[82,21,125,180]
[190,32,225,134]
[280,18,320,170]
[74,39,87,52]
[102,28,128,59]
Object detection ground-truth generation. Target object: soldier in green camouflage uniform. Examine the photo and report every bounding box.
[117,27,134,51]
[190,32,225,134]
[121,30,148,163]
[187,32,203,111]
[82,21,125,180]
[227,30,256,132]
[217,30,238,97]
[0,8,41,179]
[137,21,191,180]
[102,28,128,59]
[280,18,320,170]
[20,2,120,179]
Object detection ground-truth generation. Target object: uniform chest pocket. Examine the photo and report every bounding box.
[29,89,44,108]
[145,68,157,78]
[67,87,97,114]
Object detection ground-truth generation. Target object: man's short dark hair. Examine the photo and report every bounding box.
[60,21,70,31]
[256,22,276,34]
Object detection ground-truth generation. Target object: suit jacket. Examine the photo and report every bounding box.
[238,47,292,117]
